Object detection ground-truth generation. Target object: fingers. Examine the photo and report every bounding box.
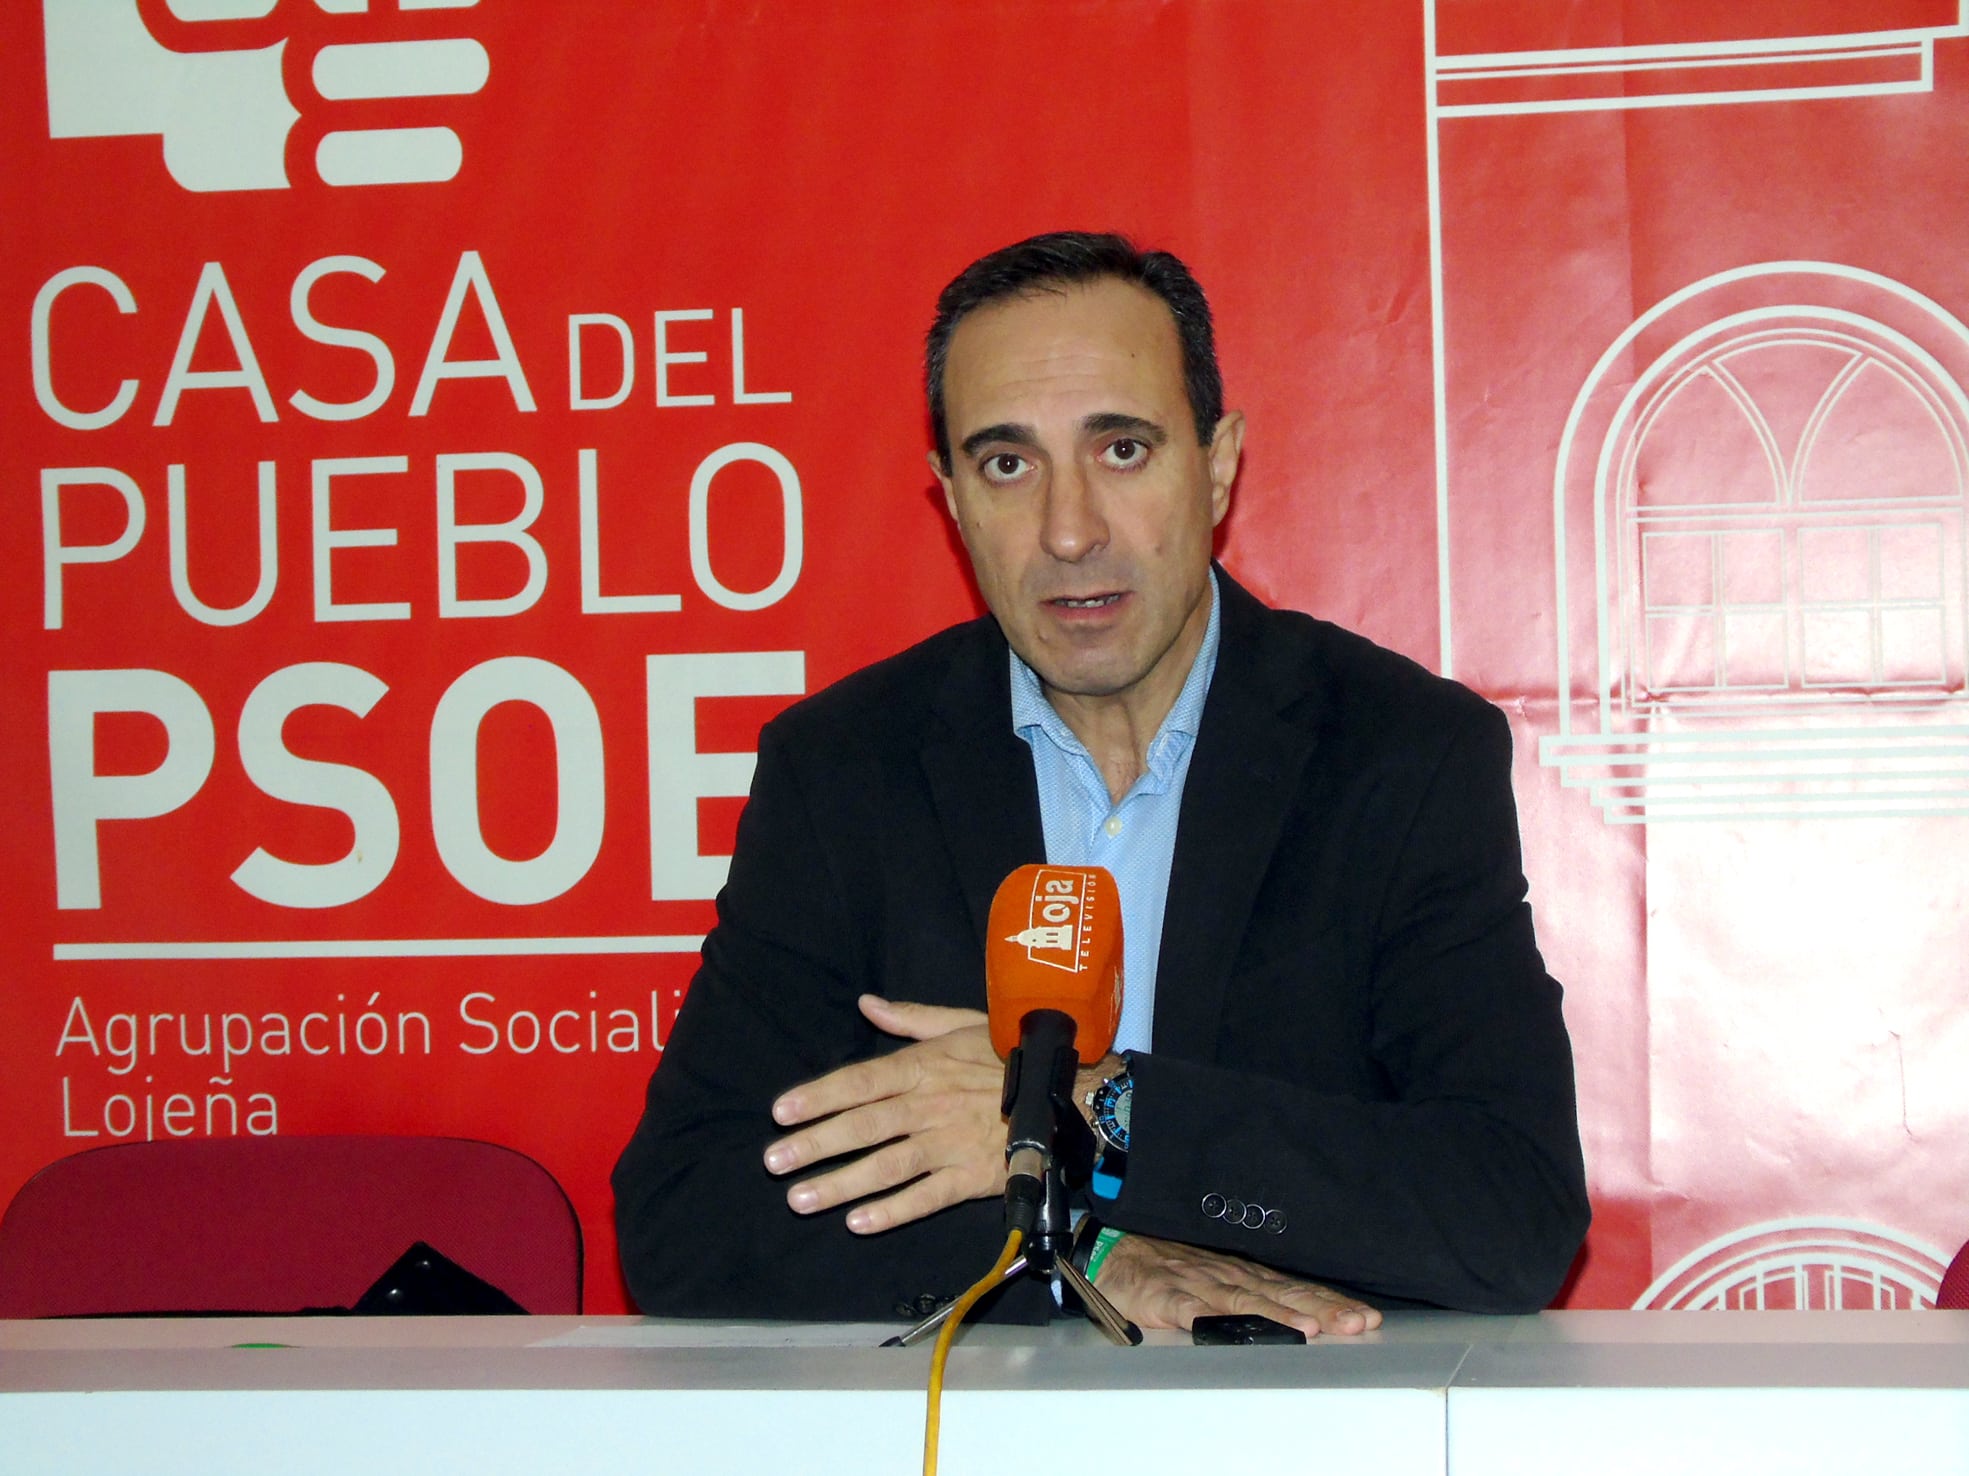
[857,994,989,1041]
[1092,1233,1381,1338]
[1270,1278,1382,1336]
[1199,1262,1378,1336]
[844,1162,1000,1234]
[785,1134,930,1215]
[771,999,994,1127]
[766,1093,927,1178]
[761,1001,1009,1233]
[771,1052,915,1130]
[773,1120,1006,1231]
[766,1087,985,1197]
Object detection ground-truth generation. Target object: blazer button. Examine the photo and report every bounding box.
[1223,1197,1247,1225]
[1240,1201,1266,1230]
[1264,1208,1287,1234]
[1201,1193,1226,1219]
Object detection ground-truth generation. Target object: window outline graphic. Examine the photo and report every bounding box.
[1538,263,1969,822]
[1424,2,1969,679]
[1618,317,1968,713]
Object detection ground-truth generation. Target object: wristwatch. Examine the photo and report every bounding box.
[1085,1059,1132,1199]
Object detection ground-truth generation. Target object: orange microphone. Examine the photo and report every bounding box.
[984,864,1123,1231]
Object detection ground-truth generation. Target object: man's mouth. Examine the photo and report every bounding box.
[1049,593,1124,610]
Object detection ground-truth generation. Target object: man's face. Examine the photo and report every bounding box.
[931,276,1242,713]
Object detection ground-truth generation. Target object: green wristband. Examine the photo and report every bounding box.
[1084,1226,1126,1284]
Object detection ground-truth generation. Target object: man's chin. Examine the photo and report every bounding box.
[1026,659,1141,703]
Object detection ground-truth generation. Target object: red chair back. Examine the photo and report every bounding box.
[0,1136,580,1317]
[1939,1238,1969,1310]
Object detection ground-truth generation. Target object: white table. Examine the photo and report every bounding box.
[3,1311,1965,1475]
[1448,1310,1969,1476]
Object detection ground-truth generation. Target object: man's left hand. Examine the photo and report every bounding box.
[764,995,1005,1233]
[1090,1232,1382,1337]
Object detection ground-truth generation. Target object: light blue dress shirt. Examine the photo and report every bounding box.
[1009,571,1221,1053]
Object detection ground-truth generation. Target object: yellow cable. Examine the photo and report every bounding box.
[923,1226,1023,1476]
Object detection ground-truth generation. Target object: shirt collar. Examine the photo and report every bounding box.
[1009,568,1222,779]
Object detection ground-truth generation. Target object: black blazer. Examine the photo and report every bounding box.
[613,571,1589,1319]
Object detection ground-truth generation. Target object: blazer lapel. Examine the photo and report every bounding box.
[1152,575,1323,1058]
[912,579,1322,1051]
[920,626,1046,950]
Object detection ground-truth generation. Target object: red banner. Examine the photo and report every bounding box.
[5,1,1965,1312]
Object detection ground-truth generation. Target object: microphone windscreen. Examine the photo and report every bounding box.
[985,864,1123,1060]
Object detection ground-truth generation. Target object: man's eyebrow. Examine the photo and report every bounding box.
[957,413,1169,461]
[1081,412,1167,444]
[959,423,1040,459]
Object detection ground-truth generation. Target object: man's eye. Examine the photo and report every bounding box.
[1101,438,1147,468]
[981,453,1029,483]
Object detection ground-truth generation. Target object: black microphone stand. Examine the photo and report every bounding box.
[883,1058,1141,1349]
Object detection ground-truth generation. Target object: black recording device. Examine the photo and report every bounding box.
[1190,1314,1307,1345]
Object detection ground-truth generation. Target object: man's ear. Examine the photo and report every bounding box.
[1207,410,1245,526]
[930,451,959,522]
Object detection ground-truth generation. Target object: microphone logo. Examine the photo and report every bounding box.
[1005,867,1095,974]
[1008,924,1073,951]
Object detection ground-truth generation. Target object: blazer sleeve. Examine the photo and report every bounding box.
[610,722,1044,1322]
[1106,700,1590,1313]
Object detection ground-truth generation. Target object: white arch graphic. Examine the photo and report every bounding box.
[1552,262,1969,736]
[1638,1216,1950,1310]
[1538,263,1969,821]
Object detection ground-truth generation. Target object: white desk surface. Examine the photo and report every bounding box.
[3,1311,1965,1475]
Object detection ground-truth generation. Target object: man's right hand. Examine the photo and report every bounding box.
[763,995,1006,1234]
[1090,1232,1381,1337]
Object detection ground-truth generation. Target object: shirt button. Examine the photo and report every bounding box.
[1103,815,1122,837]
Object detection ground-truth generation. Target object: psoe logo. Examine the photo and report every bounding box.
[44,0,490,192]
[1006,868,1094,974]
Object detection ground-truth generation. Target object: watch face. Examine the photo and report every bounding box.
[1091,1075,1131,1152]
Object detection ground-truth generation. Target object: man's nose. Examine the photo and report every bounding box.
[1039,462,1108,563]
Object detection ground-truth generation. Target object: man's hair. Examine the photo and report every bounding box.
[925,231,1223,472]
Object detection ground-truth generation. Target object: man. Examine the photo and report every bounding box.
[613,232,1588,1333]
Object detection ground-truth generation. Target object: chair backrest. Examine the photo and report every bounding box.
[0,1136,581,1317]
[1939,1237,1969,1310]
